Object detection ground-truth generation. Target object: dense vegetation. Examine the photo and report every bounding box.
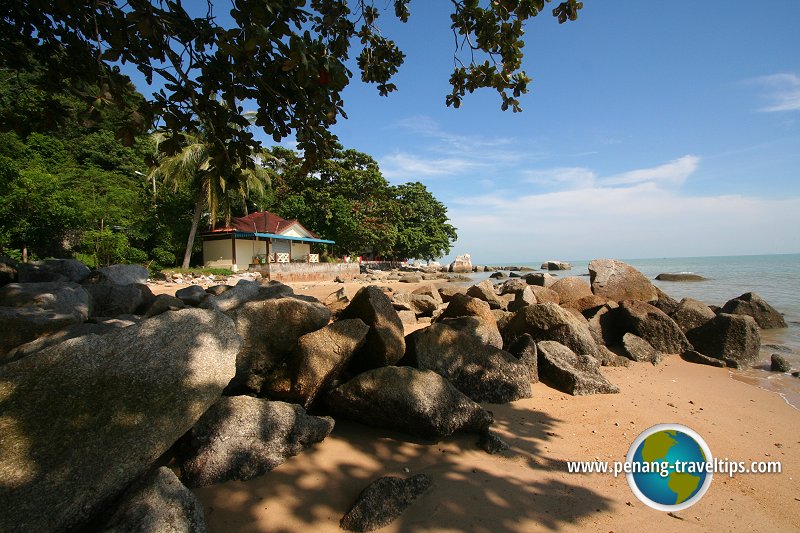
[258,147,457,260]
[0,62,456,265]
[0,1,583,266]
[0,1,582,176]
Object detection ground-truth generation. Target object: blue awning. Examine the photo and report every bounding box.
[234,231,335,245]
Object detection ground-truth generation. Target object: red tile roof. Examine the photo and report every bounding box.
[207,211,319,239]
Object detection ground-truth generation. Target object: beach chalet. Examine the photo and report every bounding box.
[201,211,335,272]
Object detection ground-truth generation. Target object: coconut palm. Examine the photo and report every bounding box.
[148,132,270,269]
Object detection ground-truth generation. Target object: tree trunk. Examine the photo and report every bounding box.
[22,244,28,263]
[182,196,204,269]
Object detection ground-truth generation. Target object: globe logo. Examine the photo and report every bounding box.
[626,423,713,511]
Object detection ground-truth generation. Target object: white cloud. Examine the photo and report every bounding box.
[380,152,485,179]
[381,115,545,180]
[521,167,597,189]
[602,155,700,187]
[752,73,800,112]
[446,184,800,262]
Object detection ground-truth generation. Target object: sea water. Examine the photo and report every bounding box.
[465,254,800,409]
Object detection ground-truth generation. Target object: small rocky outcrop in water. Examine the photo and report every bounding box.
[324,366,493,441]
[721,292,787,329]
[770,353,792,373]
[448,253,473,273]
[340,474,432,532]
[655,272,708,281]
[180,396,334,487]
[541,260,572,270]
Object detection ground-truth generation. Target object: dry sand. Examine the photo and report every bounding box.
[157,278,799,532]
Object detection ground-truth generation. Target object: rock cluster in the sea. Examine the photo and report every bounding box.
[0,257,788,532]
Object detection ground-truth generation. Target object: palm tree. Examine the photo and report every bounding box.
[148,132,270,269]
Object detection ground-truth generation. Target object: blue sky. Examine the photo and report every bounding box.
[127,2,800,263]
[324,2,800,263]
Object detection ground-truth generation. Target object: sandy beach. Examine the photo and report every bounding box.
[150,277,800,533]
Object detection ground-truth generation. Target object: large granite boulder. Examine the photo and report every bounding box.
[83,282,155,317]
[227,296,331,394]
[411,284,443,306]
[339,286,405,372]
[537,341,619,395]
[4,320,135,362]
[340,474,432,533]
[437,285,467,303]
[144,294,187,317]
[96,264,149,285]
[720,292,787,329]
[529,285,560,304]
[180,397,334,487]
[405,322,532,403]
[550,277,593,308]
[502,303,601,359]
[670,298,716,333]
[652,287,680,315]
[175,285,210,307]
[618,300,692,354]
[433,315,503,349]
[685,313,761,368]
[507,285,536,312]
[0,255,18,286]
[523,272,557,287]
[18,259,91,283]
[586,302,623,346]
[0,308,240,533]
[499,278,529,295]
[622,333,663,365]
[391,292,439,317]
[325,366,493,441]
[0,281,92,319]
[506,333,539,382]
[588,259,658,303]
[435,292,499,331]
[98,467,207,533]
[466,279,503,310]
[201,280,260,312]
[0,307,83,361]
[200,279,295,313]
[448,253,473,273]
[264,319,370,407]
[411,285,444,305]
